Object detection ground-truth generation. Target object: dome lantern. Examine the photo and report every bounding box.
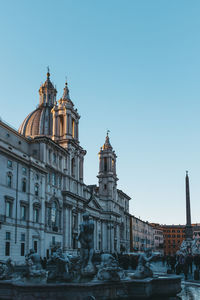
[39,68,57,107]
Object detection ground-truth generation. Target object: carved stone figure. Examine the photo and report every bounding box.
[47,247,72,282]
[25,249,46,278]
[132,250,155,279]
[178,240,193,256]
[0,258,14,280]
[191,238,200,255]
[77,212,95,275]
[97,253,125,281]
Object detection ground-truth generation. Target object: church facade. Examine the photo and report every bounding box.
[0,71,131,263]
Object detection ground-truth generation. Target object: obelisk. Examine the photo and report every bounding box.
[185,171,193,240]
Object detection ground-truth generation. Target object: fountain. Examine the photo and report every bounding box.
[0,213,181,300]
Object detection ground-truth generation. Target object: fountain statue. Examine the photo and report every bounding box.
[131,249,155,279]
[47,247,72,282]
[97,253,125,281]
[0,213,182,299]
[25,249,46,278]
[0,258,14,280]
[77,212,95,276]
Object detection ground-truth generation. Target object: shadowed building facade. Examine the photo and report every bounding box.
[0,71,131,262]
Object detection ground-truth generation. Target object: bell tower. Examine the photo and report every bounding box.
[51,80,80,144]
[97,132,118,203]
[51,79,86,183]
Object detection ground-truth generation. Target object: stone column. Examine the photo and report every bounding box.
[68,207,72,249]
[57,116,60,138]
[76,121,79,141]
[69,115,72,136]
[63,110,67,139]
[40,174,46,257]
[93,218,97,251]
[63,205,67,252]
[103,221,108,252]
[52,110,57,140]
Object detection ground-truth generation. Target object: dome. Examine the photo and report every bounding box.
[19,70,56,138]
[18,106,53,138]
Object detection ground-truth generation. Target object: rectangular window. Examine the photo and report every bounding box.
[7,160,12,168]
[6,232,11,240]
[34,185,39,196]
[5,242,10,256]
[53,153,57,164]
[21,243,25,256]
[7,174,12,188]
[34,209,39,223]
[21,233,25,241]
[21,206,26,220]
[6,202,12,218]
[22,167,27,175]
[52,236,55,245]
[22,179,26,192]
[34,241,37,253]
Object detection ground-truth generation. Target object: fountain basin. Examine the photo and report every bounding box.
[0,275,181,300]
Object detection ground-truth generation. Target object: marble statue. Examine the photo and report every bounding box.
[132,249,155,279]
[178,237,200,256]
[0,258,14,280]
[97,253,125,281]
[77,212,95,275]
[191,238,200,255]
[25,249,46,278]
[47,247,72,282]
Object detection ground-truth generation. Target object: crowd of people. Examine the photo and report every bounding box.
[162,254,200,280]
[39,251,200,281]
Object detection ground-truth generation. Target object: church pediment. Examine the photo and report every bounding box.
[87,195,102,211]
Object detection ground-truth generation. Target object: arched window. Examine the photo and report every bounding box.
[51,201,57,224]
[7,172,12,188]
[60,116,64,137]
[51,201,60,232]
[112,159,115,172]
[104,158,107,171]
[22,178,26,193]
[72,119,75,138]
[71,158,75,177]
[79,158,83,181]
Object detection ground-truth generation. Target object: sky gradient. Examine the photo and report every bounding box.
[0,0,200,225]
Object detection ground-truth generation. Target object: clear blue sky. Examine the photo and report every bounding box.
[0,0,200,225]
